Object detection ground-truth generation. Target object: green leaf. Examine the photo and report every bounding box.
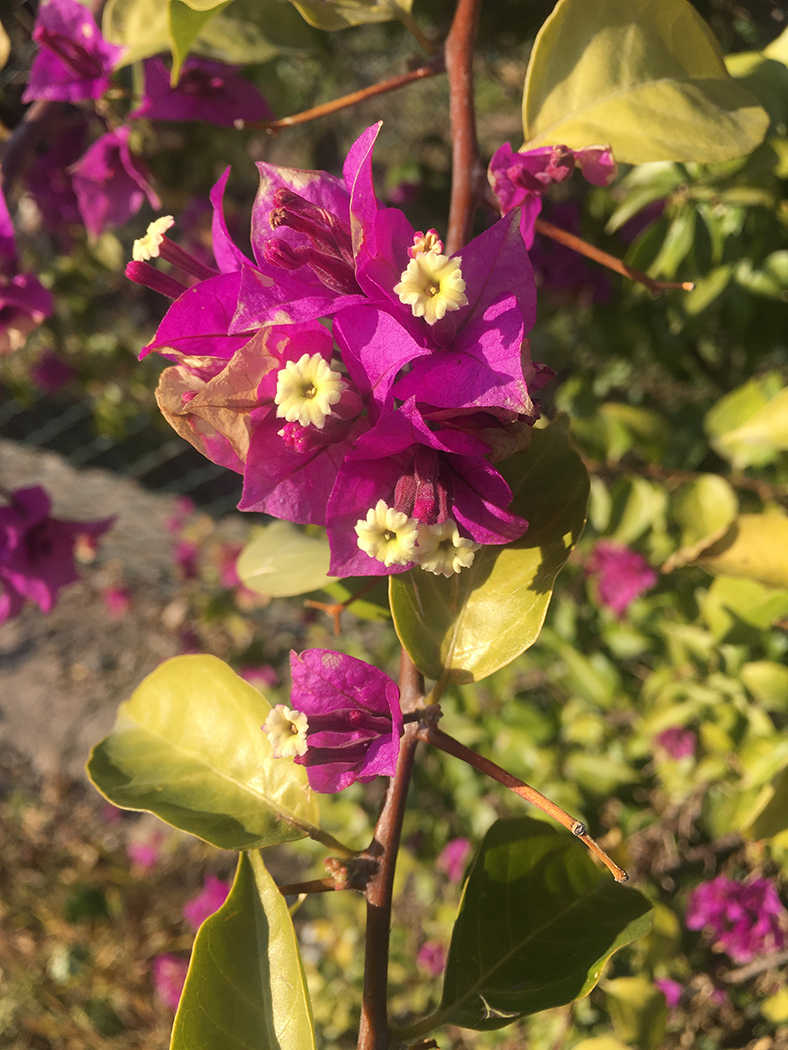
[522,0,768,163]
[705,372,788,469]
[237,521,336,597]
[172,852,316,1050]
[695,514,788,587]
[735,251,788,301]
[683,263,734,315]
[741,661,788,712]
[390,419,589,686]
[169,0,231,80]
[608,476,667,546]
[662,474,738,572]
[742,763,788,840]
[399,817,653,1036]
[288,0,412,32]
[197,0,317,63]
[605,977,667,1050]
[103,0,171,64]
[599,404,671,465]
[87,655,321,850]
[702,575,788,642]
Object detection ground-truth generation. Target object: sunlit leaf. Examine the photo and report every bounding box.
[103,0,171,64]
[288,0,412,32]
[608,476,667,546]
[706,375,788,469]
[87,655,321,849]
[169,0,231,81]
[741,661,788,712]
[522,0,768,163]
[605,977,667,1050]
[695,514,788,587]
[662,475,738,572]
[237,521,336,597]
[398,817,652,1036]
[171,852,316,1050]
[390,419,589,686]
[702,575,788,642]
[742,763,788,840]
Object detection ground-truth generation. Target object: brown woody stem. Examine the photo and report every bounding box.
[240,60,445,132]
[277,877,341,896]
[357,651,424,1050]
[534,218,694,295]
[421,725,629,883]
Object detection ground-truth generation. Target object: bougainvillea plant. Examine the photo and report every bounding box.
[4,0,788,1047]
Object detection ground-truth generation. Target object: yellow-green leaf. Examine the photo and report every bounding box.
[390,418,589,686]
[702,575,788,642]
[169,0,231,81]
[237,520,336,597]
[706,374,788,469]
[288,0,411,32]
[741,660,788,712]
[87,655,320,849]
[605,977,667,1050]
[696,513,788,587]
[522,0,768,163]
[103,0,171,65]
[743,763,788,841]
[662,474,738,572]
[172,852,316,1050]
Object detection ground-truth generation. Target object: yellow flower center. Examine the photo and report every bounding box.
[275,353,347,429]
[355,500,420,567]
[132,215,175,261]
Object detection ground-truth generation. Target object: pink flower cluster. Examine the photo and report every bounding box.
[685,875,786,964]
[586,541,657,617]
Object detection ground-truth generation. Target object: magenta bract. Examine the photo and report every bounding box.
[685,874,787,964]
[131,57,273,127]
[586,541,657,617]
[288,649,404,793]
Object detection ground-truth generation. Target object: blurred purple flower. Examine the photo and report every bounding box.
[655,726,697,760]
[218,542,242,588]
[685,875,787,964]
[30,351,76,392]
[164,495,196,534]
[239,664,278,690]
[25,121,88,250]
[174,540,199,579]
[127,839,161,870]
[23,0,125,103]
[263,649,403,793]
[0,485,113,622]
[655,977,683,1011]
[586,541,657,617]
[488,142,617,247]
[437,837,472,883]
[0,190,54,356]
[417,941,446,976]
[102,585,131,619]
[130,56,272,127]
[153,953,188,1011]
[529,202,611,303]
[70,127,160,241]
[183,873,230,930]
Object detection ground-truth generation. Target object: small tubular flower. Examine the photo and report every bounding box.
[276,649,404,793]
[354,500,420,567]
[394,250,468,325]
[415,519,480,577]
[263,704,309,758]
[274,353,347,428]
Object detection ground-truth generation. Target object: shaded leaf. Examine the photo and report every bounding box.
[168,0,231,80]
[663,475,738,572]
[399,817,652,1035]
[171,852,316,1050]
[87,655,320,850]
[390,419,589,686]
[735,251,788,300]
[237,521,336,597]
[288,0,412,32]
[608,476,667,546]
[743,763,788,840]
[522,0,768,163]
[605,977,667,1050]
[696,514,788,587]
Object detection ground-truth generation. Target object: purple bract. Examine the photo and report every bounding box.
[586,541,657,617]
[130,56,273,127]
[685,874,787,964]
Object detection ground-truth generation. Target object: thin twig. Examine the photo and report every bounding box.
[239,59,445,132]
[357,651,424,1050]
[444,0,484,255]
[421,725,629,883]
[724,949,788,983]
[277,877,340,896]
[304,578,380,635]
[534,218,694,296]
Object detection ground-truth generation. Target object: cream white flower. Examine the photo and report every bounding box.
[263,704,309,758]
[274,353,347,429]
[355,500,420,567]
[415,519,480,577]
[393,251,468,325]
[132,216,175,261]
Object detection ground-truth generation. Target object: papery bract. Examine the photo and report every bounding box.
[70,127,160,241]
[23,0,124,103]
[489,142,617,248]
[686,875,787,964]
[437,837,472,883]
[130,56,273,127]
[655,726,697,760]
[0,486,113,623]
[283,649,404,793]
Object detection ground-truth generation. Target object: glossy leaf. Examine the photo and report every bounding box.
[706,374,788,469]
[662,475,738,572]
[87,655,321,849]
[696,514,788,587]
[400,817,652,1036]
[237,521,336,597]
[522,0,768,163]
[390,419,589,685]
[171,851,315,1050]
[288,0,412,32]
